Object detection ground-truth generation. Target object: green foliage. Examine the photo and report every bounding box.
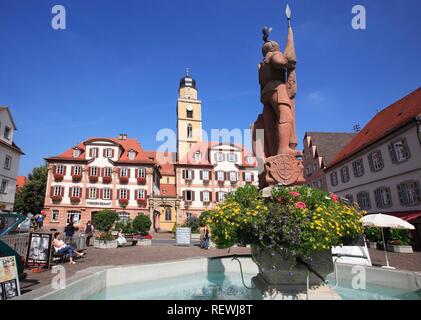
[365,227,382,242]
[132,214,152,235]
[388,229,411,245]
[96,232,114,242]
[184,216,200,233]
[92,210,119,232]
[204,185,364,258]
[115,220,136,234]
[13,165,48,215]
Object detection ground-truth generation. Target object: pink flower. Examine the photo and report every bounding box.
[331,194,339,203]
[295,202,307,209]
[289,192,300,197]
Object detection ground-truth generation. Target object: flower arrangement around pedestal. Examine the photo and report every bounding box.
[201,185,364,261]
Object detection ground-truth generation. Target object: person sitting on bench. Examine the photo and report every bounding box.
[116,229,127,247]
[52,232,85,265]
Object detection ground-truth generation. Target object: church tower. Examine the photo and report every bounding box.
[176,71,203,161]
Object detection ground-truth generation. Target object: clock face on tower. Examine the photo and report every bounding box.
[186,105,193,112]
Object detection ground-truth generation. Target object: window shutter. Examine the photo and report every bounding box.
[69,187,72,197]
[200,171,203,180]
[89,149,93,157]
[50,186,54,196]
[200,191,203,201]
[415,181,421,202]
[352,162,357,177]
[98,189,102,199]
[53,165,57,174]
[70,166,74,175]
[191,170,195,179]
[63,166,67,175]
[374,189,381,208]
[111,149,115,158]
[402,139,411,159]
[182,170,186,179]
[388,144,397,164]
[368,154,375,172]
[61,187,64,196]
[182,191,186,201]
[86,188,90,199]
[397,184,404,205]
[103,149,106,157]
[135,169,139,178]
[110,190,113,200]
[144,190,148,200]
[192,191,195,201]
[127,169,131,178]
[117,190,120,200]
[209,192,213,202]
[127,190,130,200]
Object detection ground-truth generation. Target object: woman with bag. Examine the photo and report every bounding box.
[84,221,94,247]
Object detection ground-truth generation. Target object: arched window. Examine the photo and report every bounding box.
[187,124,193,139]
[165,207,172,221]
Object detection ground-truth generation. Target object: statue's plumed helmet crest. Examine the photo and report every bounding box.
[262,26,280,56]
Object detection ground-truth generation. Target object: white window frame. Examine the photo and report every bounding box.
[228,153,237,162]
[394,140,408,162]
[217,171,225,181]
[0,179,8,194]
[331,171,338,186]
[138,189,146,200]
[91,148,98,158]
[128,151,136,160]
[229,171,238,182]
[138,168,146,178]
[4,155,12,170]
[53,186,62,196]
[194,151,201,161]
[74,166,82,176]
[119,189,128,199]
[120,168,129,178]
[90,166,99,177]
[185,170,193,180]
[56,165,65,175]
[185,190,194,201]
[104,167,112,177]
[71,187,81,198]
[51,210,59,222]
[245,172,252,182]
[203,191,210,202]
[217,152,225,162]
[105,148,113,158]
[73,149,81,159]
[103,188,112,200]
[372,151,384,171]
[67,211,81,225]
[217,192,226,202]
[89,188,97,199]
[202,170,210,181]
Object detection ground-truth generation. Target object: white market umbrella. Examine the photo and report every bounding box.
[361,213,415,269]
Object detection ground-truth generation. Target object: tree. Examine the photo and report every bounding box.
[132,215,152,235]
[14,165,48,215]
[92,210,119,232]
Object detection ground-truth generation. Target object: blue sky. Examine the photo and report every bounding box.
[1,0,420,176]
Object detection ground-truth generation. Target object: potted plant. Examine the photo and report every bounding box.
[202,185,364,294]
[365,227,381,248]
[89,175,99,183]
[119,176,129,184]
[103,176,112,184]
[54,173,64,181]
[132,214,152,246]
[387,229,413,253]
[92,209,119,249]
[119,198,129,208]
[70,196,81,204]
[137,177,146,185]
[72,174,82,182]
[137,199,147,208]
[51,195,63,202]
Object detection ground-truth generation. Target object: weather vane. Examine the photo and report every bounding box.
[185,67,190,77]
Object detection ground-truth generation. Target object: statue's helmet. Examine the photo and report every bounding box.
[262,40,281,57]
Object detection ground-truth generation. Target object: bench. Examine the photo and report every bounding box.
[122,234,138,246]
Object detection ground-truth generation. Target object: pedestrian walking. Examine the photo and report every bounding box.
[84,220,94,246]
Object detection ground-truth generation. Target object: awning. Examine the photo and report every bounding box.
[386,211,421,223]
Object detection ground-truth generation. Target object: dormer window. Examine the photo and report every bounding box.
[128,150,136,160]
[216,152,225,162]
[104,148,113,158]
[4,126,11,140]
[90,148,99,158]
[228,153,237,162]
[73,148,81,158]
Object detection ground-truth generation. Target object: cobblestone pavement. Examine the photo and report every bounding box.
[19,245,421,297]
[368,248,421,271]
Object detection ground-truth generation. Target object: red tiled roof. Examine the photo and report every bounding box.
[328,87,421,169]
[46,137,156,164]
[155,151,176,176]
[160,184,177,196]
[16,176,28,189]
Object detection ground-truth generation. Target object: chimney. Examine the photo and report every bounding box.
[119,133,128,141]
